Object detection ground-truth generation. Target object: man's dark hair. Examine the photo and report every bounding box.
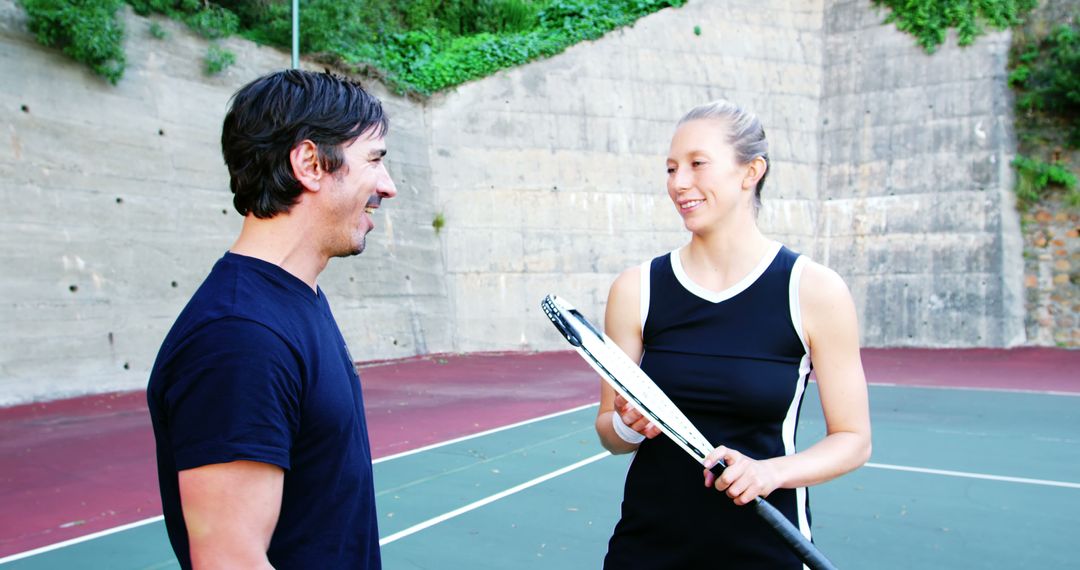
[221,69,388,218]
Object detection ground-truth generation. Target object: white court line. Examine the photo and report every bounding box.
[868,382,1080,397]
[866,463,1080,489]
[373,402,599,464]
[0,516,164,565]
[0,403,601,564]
[379,451,611,546]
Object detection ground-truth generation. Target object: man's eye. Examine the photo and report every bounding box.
[666,167,676,174]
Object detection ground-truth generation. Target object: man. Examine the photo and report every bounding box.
[147,69,396,569]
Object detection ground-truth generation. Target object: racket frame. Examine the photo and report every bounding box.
[540,294,840,570]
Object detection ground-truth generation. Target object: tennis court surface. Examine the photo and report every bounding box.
[1,348,1077,568]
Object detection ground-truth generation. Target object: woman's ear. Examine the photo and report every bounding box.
[290,140,323,192]
[742,156,767,190]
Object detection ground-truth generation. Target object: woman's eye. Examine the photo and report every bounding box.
[692,161,705,167]
[666,167,676,174]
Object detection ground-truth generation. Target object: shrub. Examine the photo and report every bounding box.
[204,43,235,75]
[19,0,127,84]
[873,0,1037,53]
[1010,22,1080,148]
[185,4,240,39]
[148,20,168,39]
[1013,155,1080,209]
[20,0,686,94]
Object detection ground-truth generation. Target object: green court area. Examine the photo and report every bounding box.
[2,385,1078,569]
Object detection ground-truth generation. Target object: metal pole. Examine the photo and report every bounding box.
[291,0,299,69]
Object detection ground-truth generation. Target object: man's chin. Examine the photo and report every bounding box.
[333,240,366,259]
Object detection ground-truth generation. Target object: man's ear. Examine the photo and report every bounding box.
[290,140,323,192]
[742,156,767,190]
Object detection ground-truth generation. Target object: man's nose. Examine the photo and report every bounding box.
[378,165,397,198]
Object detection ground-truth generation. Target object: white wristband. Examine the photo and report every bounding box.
[611,410,646,444]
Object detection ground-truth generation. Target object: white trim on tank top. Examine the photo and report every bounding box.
[639,259,651,332]
[785,254,812,544]
[669,241,783,304]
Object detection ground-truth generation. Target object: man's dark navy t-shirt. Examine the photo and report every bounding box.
[147,253,380,570]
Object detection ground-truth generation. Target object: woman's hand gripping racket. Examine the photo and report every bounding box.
[540,294,839,570]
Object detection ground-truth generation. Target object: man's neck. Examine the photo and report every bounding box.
[229,213,327,292]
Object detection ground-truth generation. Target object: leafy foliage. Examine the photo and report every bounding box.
[872,0,1037,53]
[1009,22,1080,148]
[1008,7,1080,211]
[1012,155,1080,209]
[19,0,127,84]
[204,43,236,75]
[185,4,240,39]
[18,0,684,93]
[360,0,687,94]
[148,21,168,39]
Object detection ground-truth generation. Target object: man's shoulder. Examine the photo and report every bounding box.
[184,254,316,328]
[153,256,304,370]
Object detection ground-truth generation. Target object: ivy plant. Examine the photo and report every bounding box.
[19,0,127,84]
[17,0,685,93]
[873,0,1037,53]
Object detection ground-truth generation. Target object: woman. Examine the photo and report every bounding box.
[597,100,871,568]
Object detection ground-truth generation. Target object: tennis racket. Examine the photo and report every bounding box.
[540,294,839,570]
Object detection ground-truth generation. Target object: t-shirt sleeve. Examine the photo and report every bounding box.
[160,317,302,472]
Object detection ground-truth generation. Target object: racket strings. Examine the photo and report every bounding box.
[578,331,714,462]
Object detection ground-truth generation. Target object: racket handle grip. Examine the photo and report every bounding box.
[753,497,840,570]
[708,461,726,477]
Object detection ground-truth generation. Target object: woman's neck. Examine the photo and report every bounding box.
[681,220,772,292]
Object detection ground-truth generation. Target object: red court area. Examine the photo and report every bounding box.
[1,348,1077,557]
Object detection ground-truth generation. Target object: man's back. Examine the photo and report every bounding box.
[147,252,380,569]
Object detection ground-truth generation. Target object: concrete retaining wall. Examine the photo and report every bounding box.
[819,0,1025,346]
[427,0,826,351]
[0,2,451,405]
[0,0,1028,405]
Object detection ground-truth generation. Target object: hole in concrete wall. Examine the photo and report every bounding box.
[158,129,165,136]
[222,209,228,215]
[171,280,178,288]
[405,275,410,281]
[20,104,29,113]
[69,284,78,293]
[116,197,123,204]
[123,362,130,370]
[348,276,355,282]
[108,332,114,345]
[392,338,398,346]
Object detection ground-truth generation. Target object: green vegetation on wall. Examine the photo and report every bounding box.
[1012,155,1079,208]
[16,0,685,94]
[1009,18,1080,210]
[18,0,126,84]
[347,0,688,94]
[872,0,1037,53]
[204,43,236,75]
